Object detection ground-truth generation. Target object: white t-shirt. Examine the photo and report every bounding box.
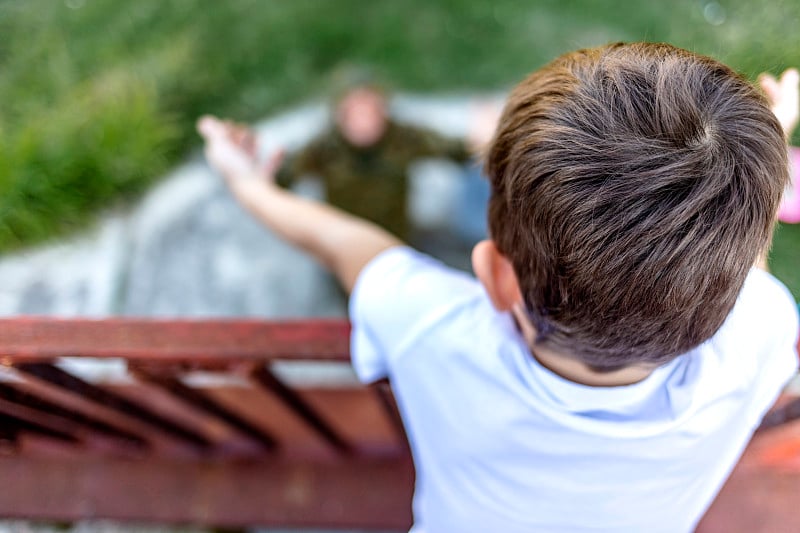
[349,247,799,533]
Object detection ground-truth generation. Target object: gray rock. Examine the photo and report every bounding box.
[118,161,343,318]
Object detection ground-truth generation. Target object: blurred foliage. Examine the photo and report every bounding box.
[773,223,800,296]
[0,0,798,293]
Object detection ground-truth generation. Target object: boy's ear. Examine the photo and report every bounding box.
[472,240,524,311]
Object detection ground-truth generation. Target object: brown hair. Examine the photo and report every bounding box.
[485,42,788,369]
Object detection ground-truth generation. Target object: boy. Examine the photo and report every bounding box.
[198,42,799,532]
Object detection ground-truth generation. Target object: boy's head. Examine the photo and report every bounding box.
[479,42,788,370]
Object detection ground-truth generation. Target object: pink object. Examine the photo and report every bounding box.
[778,147,800,223]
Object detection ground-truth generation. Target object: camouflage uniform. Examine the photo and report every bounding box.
[276,121,471,240]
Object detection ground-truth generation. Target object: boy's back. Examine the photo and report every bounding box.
[351,247,798,532]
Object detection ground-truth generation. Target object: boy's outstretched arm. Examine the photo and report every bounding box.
[197,115,402,293]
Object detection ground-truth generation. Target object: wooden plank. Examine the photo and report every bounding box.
[128,367,277,455]
[249,365,351,453]
[202,386,339,460]
[0,382,147,451]
[0,420,16,451]
[759,396,800,430]
[742,419,800,471]
[697,466,800,533]
[0,397,87,443]
[0,410,81,445]
[0,318,350,363]
[105,380,266,458]
[373,380,410,453]
[299,387,405,456]
[14,363,214,449]
[698,416,800,532]
[6,367,206,458]
[15,434,85,459]
[0,455,415,530]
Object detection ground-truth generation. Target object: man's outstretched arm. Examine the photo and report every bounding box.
[197,115,402,293]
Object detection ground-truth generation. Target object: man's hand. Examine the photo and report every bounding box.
[759,68,800,138]
[197,115,283,203]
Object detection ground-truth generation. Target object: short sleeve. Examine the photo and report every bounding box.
[349,246,481,383]
[745,271,800,426]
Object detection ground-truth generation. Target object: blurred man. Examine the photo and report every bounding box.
[276,69,478,242]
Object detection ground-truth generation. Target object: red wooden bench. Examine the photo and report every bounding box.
[0,317,797,531]
[0,318,413,530]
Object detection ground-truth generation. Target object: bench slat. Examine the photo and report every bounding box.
[202,385,341,459]
[0,382,147,451]
[131,366,278,454]
[696,462,800,532]
[0,318,350,363]
[300,387,405,456]
[0,409,79,447]
[105,381,266,458]
[249,365,352,453]
[373,380,411,453]
[15,363,214,449]
[0,455,415,530]
[6,366,207,458]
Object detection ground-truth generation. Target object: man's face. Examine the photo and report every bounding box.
[335,87,388,147]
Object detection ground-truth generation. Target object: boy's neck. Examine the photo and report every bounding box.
[511,305,655,387]
[530,346,655,387]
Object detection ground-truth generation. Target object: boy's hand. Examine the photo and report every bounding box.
[196,114,400,292]
[759,68,799,138]
[197,115,283,202]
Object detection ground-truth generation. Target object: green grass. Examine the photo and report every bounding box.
[773,223,800,294]
[1,0,799,296]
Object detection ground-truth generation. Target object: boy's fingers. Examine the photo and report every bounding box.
[222,120,243,139]
[197,115,227,140]
[263,149,285,178]
[231,127,246,145]
[220,121,257,155]
[243,132,257,156]
[234,126,255,146]
[198,116,257,154]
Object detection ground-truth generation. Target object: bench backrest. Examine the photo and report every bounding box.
[0,317,414,530]
[1,317,798,531]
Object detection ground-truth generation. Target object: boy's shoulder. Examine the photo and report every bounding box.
[724,268,798,346]
[712,268,798,386]
[348,246,493,381]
